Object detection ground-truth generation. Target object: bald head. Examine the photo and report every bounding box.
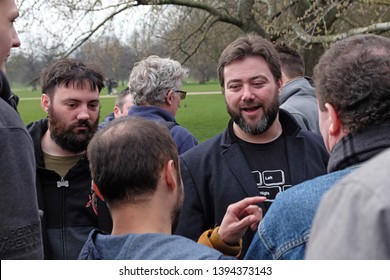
[87,117,179,206]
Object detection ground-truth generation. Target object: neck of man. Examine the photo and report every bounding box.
[110,194,173,236]
[233,116,283,144]
[158,103,176,117]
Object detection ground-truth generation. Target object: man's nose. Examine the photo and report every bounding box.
[12,28,21,48]
[77,106,91,120]
[242,85,254,101]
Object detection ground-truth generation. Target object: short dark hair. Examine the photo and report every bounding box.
[41,58,105,97]
[314,34,390,133]
[274,43,305,78]
[87,117,179,207]
[115,87,132,108]
[217,33,281,89]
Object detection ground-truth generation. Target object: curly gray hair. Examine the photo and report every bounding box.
[128,55,189,106]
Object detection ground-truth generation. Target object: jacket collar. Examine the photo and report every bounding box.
[128,106,176,122]
[328,122,390,172]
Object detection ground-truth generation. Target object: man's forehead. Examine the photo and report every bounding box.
[51,85,100,100]
[55,81,100,93]
[1,0,19,18]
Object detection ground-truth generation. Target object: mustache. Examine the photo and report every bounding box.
[240,101,263,109]
[70,120,94,130]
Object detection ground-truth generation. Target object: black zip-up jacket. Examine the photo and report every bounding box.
[27,118,98,259]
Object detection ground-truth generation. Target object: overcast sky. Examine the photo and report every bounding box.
[14,0,152,56]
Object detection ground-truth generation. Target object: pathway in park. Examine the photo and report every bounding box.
[19,91,221,101]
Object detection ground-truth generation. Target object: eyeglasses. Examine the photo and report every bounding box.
[174,90,187,100]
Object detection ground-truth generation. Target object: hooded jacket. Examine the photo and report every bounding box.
[78,229,235,260]
[27,118,97,259]
[280,77,319,133]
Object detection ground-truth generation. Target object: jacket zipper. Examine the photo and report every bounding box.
[57,177,69,259]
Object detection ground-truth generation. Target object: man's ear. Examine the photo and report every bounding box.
[165,160,177,192]
[277,78,283,95]
[325,103,341,136]
[92,181,105,201]
[113,106,121,118]
[165,90,174,105]
[41,94,50,113]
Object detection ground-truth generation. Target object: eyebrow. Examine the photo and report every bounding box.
[226,75,270,85]
[62,98,100,103]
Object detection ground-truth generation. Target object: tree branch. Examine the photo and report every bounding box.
[292,21,390,44]
[136,0,243,27]
[62,3,136,57]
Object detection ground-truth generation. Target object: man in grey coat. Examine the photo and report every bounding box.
[306,149,390,259]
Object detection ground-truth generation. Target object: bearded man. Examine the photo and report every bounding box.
[27,58,104,260]
[174,33,329,258]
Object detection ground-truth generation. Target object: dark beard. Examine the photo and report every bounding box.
[227,95,279,135]
[48,106,99,153]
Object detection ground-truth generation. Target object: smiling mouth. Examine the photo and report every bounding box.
[242,105,261,113]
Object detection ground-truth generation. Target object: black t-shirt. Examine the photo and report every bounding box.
[238,133,292,212]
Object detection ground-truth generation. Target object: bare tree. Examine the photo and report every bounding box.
[15,0,390,75]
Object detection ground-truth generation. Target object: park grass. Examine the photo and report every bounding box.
[15,82,229,143]
[12,80,221,98]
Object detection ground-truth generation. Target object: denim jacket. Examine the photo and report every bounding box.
[245,168,355,260]
[245,122,390,260]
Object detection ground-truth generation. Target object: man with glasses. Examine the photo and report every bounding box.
[127,55,198,154]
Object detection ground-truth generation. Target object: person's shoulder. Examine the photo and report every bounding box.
[123,233,225,260]
[169,122,194,136]
[26,118,47,132]
[0,98,22,124]
[180,132,224,158]
[163,234,226,260]
[266,170,345,216]
[296,128,324,144]
[328,149,390,199]
[286,168,353,196]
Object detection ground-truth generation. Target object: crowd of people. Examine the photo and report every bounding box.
[1,0,390,260]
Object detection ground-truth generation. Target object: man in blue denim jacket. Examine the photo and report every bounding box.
[245,34,390,260]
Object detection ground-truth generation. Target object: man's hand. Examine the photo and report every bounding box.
[219,196,266,245]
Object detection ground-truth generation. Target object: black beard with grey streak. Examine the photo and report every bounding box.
[227,99,279,135]
[48,106,99,153]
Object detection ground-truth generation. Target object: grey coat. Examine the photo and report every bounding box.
[306,147,390,260]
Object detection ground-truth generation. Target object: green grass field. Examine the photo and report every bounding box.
[14,81,230,143]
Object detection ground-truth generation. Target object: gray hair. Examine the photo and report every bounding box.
[128,55,189,106]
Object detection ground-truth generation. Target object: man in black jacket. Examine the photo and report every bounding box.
[174,33,329,258]
[27,58,105,259]
[0,0,43,259]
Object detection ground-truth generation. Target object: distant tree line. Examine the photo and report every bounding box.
[9,0,390,88]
